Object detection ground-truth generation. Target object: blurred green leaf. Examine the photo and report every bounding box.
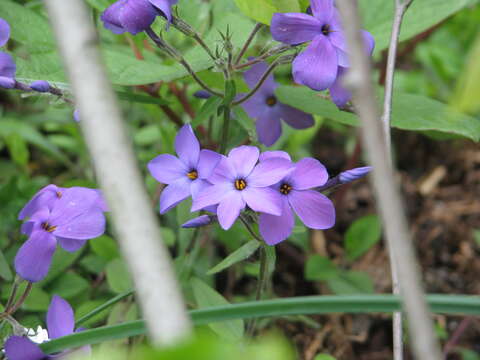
[22,285,50,312]
[90,235,120,261]
[207,240,260,275]
[193,96,223,127]
[116,91,170,105]
[305,255,339,281]
[0,249,13,281]
[314,355,337,360]
[161,227,176,247]
[38,248,82,286]
[327,271,374,295]
[106,259,133,294]
[232,106,257,141]
[457,349,480,360]
[234,0,276,24]
[47,272,89,299]
[474,229,480,246]
[345,215,382,261]
[4,133,29,167]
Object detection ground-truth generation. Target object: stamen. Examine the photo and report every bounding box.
[56,191,62,198]
[234,179,247,191]
[265,96,277,107]
[321,24,331,36]
[187,170,198,180]
[41,222,57,233]
[280,183,292,195]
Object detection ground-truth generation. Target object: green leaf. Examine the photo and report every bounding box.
[191,277,244,341]
[90,235,120,261]
[264,245,276,281]
[224,80,237,104]
[345,215,382,261]
[232,106,257,141]
[38,248,82,286]
[305,255,339,281]
[234,0,276,24]
[207,240,260,275]
[457,349,480,360]
[47,272,89,299]
[22,285,50,312]
[116,91,169,105]
[474,229,480,246]
[314,355,337,360]
[0,249,13,281]
[4,133,29,166]
[327,271,374,295]
[106,259,133,294]
[193,96,223,127]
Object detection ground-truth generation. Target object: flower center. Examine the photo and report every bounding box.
[234,178,247,191]
[41,222,57,233]
[56,191,62,198]
[187,170,198,180]
[280,183,292,195]
[321,24,331,36]
[265,96,277,107]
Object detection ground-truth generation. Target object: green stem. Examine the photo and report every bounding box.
[234,23,263,65]
[4,277,22,312]
[246,245,268,336]
[1,282,32,319]
[219,105,231,154]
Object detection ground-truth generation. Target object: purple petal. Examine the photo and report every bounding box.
[242,187,283,216]
[93,189,109,212]
[21,221,35,236]
[310,0,334,24]
[4,336,46,360]
[73,109,80,122]
[208,155,236,184]
[339,166,372,184]
[329,66,351,107]
[47,295,75,339]
[193,90,212,99]
[289,190,335,229]
[191,182,231,212]
[0,75,15,89]
[148,153,187,184]
[255,111,282,146]
[118,0,157,35]
[101,0,127,34]
[58,237,88,252]
[181,214,214,228]
[190,178,211,199]
[292,35,338,91]
[270,13,321,45]
[0,51,16,78]
[259,151,291,162]
[14,231,57,282]
[149,0,174,23]
[217,192,245,230]
[247,158,293,187]
[197,149,221,179]
[18,184,60,220]
[241,92,269,119]
[49,187,102,226]
[259,199,294,245]
[276,104,314,130]
[228,146,259,178]
[30,80,51,93]
[54,208,106,240]
[290,158,329,190]
[175,124,200,169]
[0,18,10,47]
[243,61,276,92]
[159,178,191,214]
[362,30,375,56]
[328,12,347,53]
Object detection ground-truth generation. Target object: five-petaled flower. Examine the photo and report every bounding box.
[16,186,107,282]
[0,17,16,89]
[101,0,178,35]
[258,151,335,245]
[240,61,314,146]
[191,146,293,230]
[4,295,91,360]
[148,124,222,214]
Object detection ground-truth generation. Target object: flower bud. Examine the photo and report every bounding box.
[339,166,372,184]
[182,215,215,228]
[193,90,212,99]
[30,80,51,93]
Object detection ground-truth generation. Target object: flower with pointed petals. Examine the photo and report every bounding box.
[101,0,178,35]
[270,0,373,92]
[191,146,294,230]
[240,61,314,146]
[258,151,335,245]
[4,295,91,360]
[148,124,221,214]
[0,17,10,48]
[15,188,107,282]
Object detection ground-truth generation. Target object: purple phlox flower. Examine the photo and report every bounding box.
[258,151,335,245]
[240,61,314,146]
[0,51,16,89]
[4,295,91,360]
[148,124,222,214]
[0,17,10,48]
[101,0,178,35]
[193,89,212,99]
[182,214,216,228]
[191,145,294,230]
[16,187,107,282]
[30,80,51,93]
[270,0,374,93]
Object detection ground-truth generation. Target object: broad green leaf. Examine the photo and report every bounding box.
[4,133,29,166]
[38,248,82,286]
[90,235,120,261]
[327,271,374,295]
[345,215,382,261]
[22,285,50,312]
[207,240,260,275]
[232,106,257,141]
[234,0,276,24]
[193,96,223,127]
[47,272,89,299]
[0,249,13,281]
[106,259,133,294]
[76,300,112,327]
[191,277,244,341]
[161,227,176,247]
[85,0,113,11]
[314,355,337,360]
[305,255,339,281]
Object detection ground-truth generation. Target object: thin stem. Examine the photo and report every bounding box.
[219,105,231,154]
[246,245,268,337]
[232,61,280,106]
[171,16,217,62]
[192,33,216,62]
[239,214,262,243]
[234,45,292,71]
[234,23,263,65]
[1,282,33,318]
[5,277,22,312]
[443,317,473,358]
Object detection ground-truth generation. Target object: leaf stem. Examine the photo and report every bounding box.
[219,105,231,154]
[246,245,267,337]
[234,23,263,65]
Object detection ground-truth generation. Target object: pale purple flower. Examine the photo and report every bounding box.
[0,51,16,89]
[73,109,80,122]
[148,124,221,214]
[258,151,335,245]
[0,17,10,47]
[240,61,314,146]
[317,166,372,191]
[4,295,91,360]
[30,80,51,93]
[191,146,293,230]
[16,187,107,282]
[182,214,216,228]
[101,0,178,35]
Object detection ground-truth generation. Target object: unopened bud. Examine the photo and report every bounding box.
[30,80,51,93]
[182,214,216,228]
[339,166,372,184]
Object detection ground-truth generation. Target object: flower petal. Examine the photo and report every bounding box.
[289,190,335,229]
[276,104,314,130]
[0,18,11,47]
[207,155,236,184]
[159,178,191,214]
[243,61,276,92]
[259,199,294,245]
[290,157,329,190]
[47,295,75,339]
[148,154,187,184]
[197,149,221,179]
[58,237,88,252]
[242,187,283,216]
[54,207,105,240]
[241,92,269,119]
[217,192,245,230]
[259,151,291,162]
[362,30,375,56]
[49,187,102,226]
[256,111,282,146]
[101,0,127,34]
[228,145,259,178]
[190,178,211,199]
[18,184,60,220]
[4,336,46,360]
[247,158,293,187]
[0,51,16,78]
[14,231,57,282]
[270,13,321,45]
[310,0,334,24]
[118,0,157,35]
[191,182,231,212]
[292,35,338,91]
[149,0,174,22]
[329,66,352,107]
[175,124,200,169]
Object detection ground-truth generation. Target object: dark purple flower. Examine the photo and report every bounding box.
[101,0,178,35]
[148,124,221,214]
[0,51,16,89]
[30,80,51,93]
[191,146,293,230]
[258,151,335,245]
[193,90,212,99]
[182,214,216,228]
[4,295,91,360]
[0,17,10,47]
[16,187,107,282]
[240,61,314,146]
